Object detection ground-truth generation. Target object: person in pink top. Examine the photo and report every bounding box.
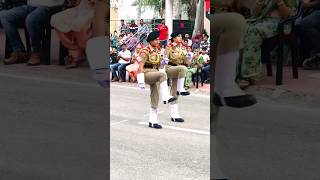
[157,19,168,48]
[126,44,143,83]
[51,0,95,69]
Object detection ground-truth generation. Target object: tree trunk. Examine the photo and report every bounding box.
[137,0,142,19]
[175,0,182,19]
[192,0,204,36]
[188,0,197,19]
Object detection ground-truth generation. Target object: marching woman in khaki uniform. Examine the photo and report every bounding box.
[164,32,190,123]
[136,31,177,129]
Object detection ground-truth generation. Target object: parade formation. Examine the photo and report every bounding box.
[136,30,192,129]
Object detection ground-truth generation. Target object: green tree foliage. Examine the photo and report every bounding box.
[134,0,198,19]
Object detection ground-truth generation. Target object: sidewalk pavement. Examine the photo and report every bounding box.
[255,66,320,96]
[246,66,320,106]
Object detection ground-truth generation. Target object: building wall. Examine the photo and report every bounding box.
[110,7,118,33]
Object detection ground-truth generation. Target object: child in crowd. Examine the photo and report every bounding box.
[185,48,201,88]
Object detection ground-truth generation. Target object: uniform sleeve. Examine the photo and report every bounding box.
[182,49,188,65]
[139,49,149,63]
[165,46,171,60]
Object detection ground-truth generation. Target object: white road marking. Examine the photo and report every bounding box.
[111,120,129,126]
[138,122,210,135]
[111,84,209,99]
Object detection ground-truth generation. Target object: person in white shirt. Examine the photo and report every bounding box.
[199,48,211,82]
[110,43,132,82]
[184,33,192,47]
[0,0,65,65]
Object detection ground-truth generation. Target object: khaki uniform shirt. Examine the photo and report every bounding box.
[166,42,187,65]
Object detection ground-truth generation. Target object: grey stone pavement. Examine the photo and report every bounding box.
[0,64,108,180]
[215,96,320,180]
[110,83,210,180]
[110,80,320,180]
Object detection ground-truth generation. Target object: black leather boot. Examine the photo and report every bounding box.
[177,91,190,96]
[163,96,177,104]
[213,93,257,108]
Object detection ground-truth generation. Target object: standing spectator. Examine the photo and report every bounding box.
[200,34,210,53]
[110,43,131,82]
[138,19,150,45]
[119,19,129,34]
[0,0,65,65]
[157,19,169,48]
[191,37,201,50]
[129,20,139,33]
[184,33,193,47]
[51,0,95,69]
[127,31,138,53]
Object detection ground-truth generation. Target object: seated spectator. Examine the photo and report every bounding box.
[184,33,193,47]
[200,34,210,52]
[110,43,131,82]
[0,0,65,65]
[110,47,118,64]
[126,44,142,83]
[192,30,203,43]
[183,40,189,48]
[199,47,210,82]
[239,0,298,87]
[185,47,198,88]
[117,34,124,51]
[111,31,119,48]
[51,0,95,69]
[191,37,201,51]
[295,0,320,70]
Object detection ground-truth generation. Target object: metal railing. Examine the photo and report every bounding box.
[110,19,158,33]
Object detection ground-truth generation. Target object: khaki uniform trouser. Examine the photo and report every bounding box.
[211,12,246,134]
[144,69,167,109]
[165,65,188,104]
[211,13,246,179]
[211,12,246,58]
